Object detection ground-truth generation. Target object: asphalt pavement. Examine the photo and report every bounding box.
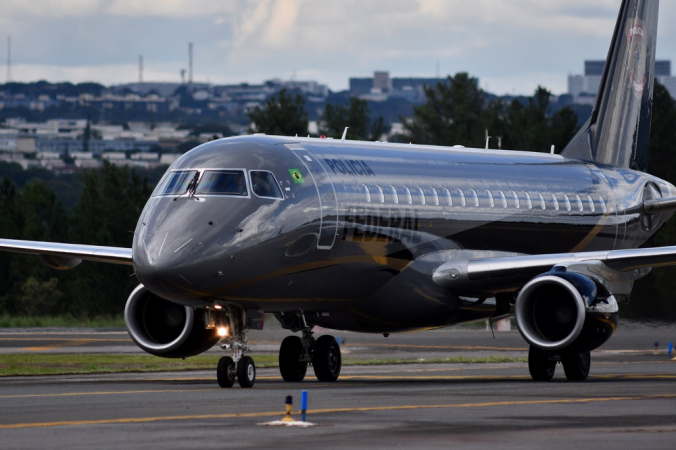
[1,323,675,449]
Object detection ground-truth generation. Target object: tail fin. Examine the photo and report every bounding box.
[561,0,659,172]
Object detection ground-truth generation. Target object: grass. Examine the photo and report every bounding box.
[343,356,526,366]
[0,354,279,377]
[0,353,526,377]
[0,315,125,328]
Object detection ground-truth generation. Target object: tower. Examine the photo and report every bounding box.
[139,55,143,83]
[6,36,11,83]
[188,43,193,86]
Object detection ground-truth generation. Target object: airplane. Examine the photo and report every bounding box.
[0,0,673,388]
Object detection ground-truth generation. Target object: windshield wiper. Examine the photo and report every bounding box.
[173,172,201,201]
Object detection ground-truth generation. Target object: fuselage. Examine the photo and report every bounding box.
[132,135,675,332]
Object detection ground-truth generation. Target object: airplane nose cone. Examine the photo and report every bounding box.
[133,212,240,303]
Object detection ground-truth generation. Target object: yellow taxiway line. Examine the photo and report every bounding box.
[1,393,675,430]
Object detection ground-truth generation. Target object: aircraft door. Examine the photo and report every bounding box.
[288,146,339,250]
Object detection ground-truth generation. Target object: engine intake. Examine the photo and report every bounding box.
[124,285,219,358]
[515,270,618,354]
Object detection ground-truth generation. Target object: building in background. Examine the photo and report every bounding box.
[349,71,447,103]
[568,59,676,104]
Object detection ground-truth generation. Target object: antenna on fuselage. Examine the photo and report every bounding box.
[341,127,349,142]
[485,129,491,150]
[550,145,556,154]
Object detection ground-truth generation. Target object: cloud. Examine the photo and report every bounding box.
[2,0,675,96]
[105,0,240,17]
[2,0,101,17]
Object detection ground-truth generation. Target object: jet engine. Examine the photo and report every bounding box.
[124,285,219,358]
[514,269,618,354]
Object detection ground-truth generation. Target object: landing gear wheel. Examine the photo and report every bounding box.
[312,335,341,382]
[562,352,591,381]
[237,356,256,388]
[528,346,556,381]
[217,356,236,388]
[279,336,308,382]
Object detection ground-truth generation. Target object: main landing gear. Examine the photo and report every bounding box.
[528,346,591,382]
[215,307,256,388]
[278,324,342,382]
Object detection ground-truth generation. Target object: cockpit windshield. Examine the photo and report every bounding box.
[195,170,247,196]
[155,170,199,196]
[154,168,282,200]
[250,171,284,199]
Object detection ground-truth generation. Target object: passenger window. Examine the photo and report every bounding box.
[441,188,452,206]
[468,189,479,207]
[511,191,520,209]
[563,194,572,212]
[412,186,425,205]
[456,189,466,207]
[487,190,495,208]
[388,185,399,204]
[250,171,283,199]
[361,184,371,203]
[430,187,439,206]
[524,192,533,210]
[575,194,584,212]
[599,196,607,214]
[373,185,385,203]
[196,170,247,196]
[497,190,507,208]
[402,186,413,204]
[156,170,199,196]
[537,193,545,210]
[551,194,559,211]
[587,195,595,213]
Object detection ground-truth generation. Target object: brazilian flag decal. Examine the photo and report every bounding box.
[289,169,305,183]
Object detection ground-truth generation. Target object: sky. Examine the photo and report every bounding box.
[2,0,675,96]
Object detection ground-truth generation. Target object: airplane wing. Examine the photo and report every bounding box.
[433,195,676,296]
[432,245,676,296]
[0,239,133,270]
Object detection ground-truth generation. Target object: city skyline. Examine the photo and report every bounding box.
[2,1,676,95]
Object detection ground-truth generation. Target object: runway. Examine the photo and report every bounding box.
[1,325,676,449]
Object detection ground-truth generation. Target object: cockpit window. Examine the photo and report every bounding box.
[155,170,199,196]
[250,171,284,199]
[195,170,247,196]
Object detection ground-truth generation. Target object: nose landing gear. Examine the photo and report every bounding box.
[214,306,257,388]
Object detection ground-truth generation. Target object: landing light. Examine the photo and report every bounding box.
[214,304,222,310]
[217,326,229,337]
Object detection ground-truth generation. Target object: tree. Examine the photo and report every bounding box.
[500,87,578,153]
[319,97,389,141]
[403,73,487,147]
[17,277,63,316]
[0,178,18,313]
[66,162,148,316]
[627,80,676,321]
[248,89,308,136]
[1,181,68,314]
[404,76,579,152]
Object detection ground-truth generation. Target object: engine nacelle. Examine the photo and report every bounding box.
[515,270,618,354]
[124,285,219,358]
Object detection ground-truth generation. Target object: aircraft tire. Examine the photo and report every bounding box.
[237,356,256,388]
[217,356,236,388]
[562,352,591,381]
[312,335,341,382]
[528,346,556,381]
[279,336,307,382]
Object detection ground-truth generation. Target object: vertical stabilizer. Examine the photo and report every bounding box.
[561,0,659,172]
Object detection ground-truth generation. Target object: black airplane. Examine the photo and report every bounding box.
[1,0,674,388]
